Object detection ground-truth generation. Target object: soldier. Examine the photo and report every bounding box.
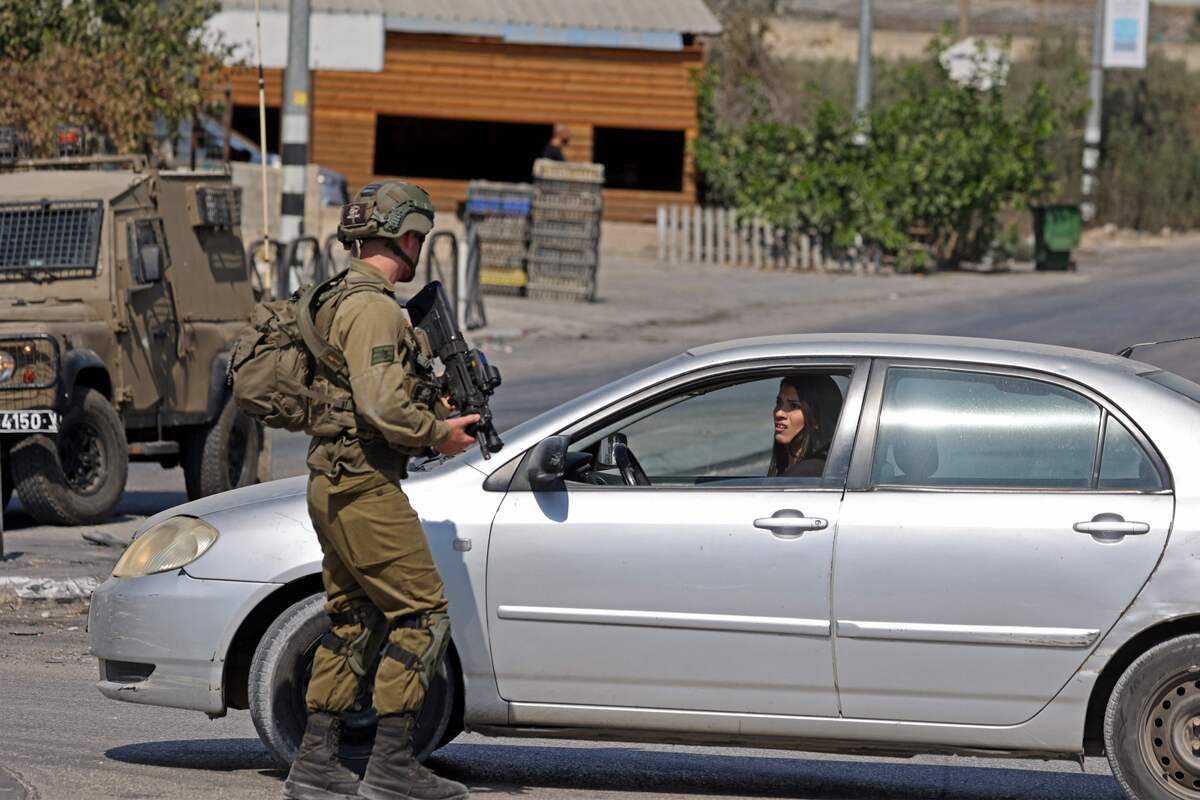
[283,181,477,800]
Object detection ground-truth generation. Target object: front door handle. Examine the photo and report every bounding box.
[754,509,828,539]
[1074,513,1150,542]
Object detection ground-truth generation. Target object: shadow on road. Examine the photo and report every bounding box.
[2,489,188,531]
[105,738,281,774]
[428,742,1123,799]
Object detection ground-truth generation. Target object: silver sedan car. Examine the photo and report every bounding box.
[89,334,1200,800]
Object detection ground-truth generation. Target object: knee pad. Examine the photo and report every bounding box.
[322,606,387,678]
[383,612,452,688]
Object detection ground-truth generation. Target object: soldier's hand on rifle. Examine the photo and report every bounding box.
[436,414,480,457]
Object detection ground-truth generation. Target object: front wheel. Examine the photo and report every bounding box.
[1105,634,1200,800]
[11,388,127,525]
[183,396,261,500]
[247,593,459,768]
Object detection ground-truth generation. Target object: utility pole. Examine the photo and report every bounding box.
[1082,0,1105,222]
[853,0,873,144]
[279,0,310,299]
[958,0,970,39]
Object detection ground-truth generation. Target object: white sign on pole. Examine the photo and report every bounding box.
[1103,0,1150,69]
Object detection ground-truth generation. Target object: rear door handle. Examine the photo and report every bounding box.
[1074,513,1150,541]
[754,509,828,539]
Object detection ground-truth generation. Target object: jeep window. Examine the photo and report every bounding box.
[0,199,102,280]
[128,219,167,284]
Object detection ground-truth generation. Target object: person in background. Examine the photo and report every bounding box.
[540,124,571,161]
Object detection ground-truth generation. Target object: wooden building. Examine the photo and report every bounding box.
[214,1,721,222]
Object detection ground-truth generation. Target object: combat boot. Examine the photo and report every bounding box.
[283,711,361,799]
[357,714,469,800]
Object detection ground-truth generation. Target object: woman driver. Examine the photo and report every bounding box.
[769,374,844,478]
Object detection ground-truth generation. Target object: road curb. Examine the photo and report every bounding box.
[0,576,100,603]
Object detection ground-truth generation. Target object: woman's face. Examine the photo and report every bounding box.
[774,384,806,446]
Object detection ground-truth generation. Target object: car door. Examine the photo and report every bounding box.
[487,360,867,717]
[833,361,1173,725]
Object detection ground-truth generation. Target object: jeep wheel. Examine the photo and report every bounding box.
[12,388,127,526]
[183,396,261,500]
[1,443,12,515]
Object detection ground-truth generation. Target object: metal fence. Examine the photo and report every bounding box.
[656,205,881,273]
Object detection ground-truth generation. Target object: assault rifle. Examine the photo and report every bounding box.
[405,281,504,458]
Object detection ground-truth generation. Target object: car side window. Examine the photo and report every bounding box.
[1099,416,1163,491]
[871,367,1101,489]
[567,371,850,488]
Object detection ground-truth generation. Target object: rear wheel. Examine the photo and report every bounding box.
[247,593,459,769]
[1106,634,1200,800]
[11,388,127,526]
[183,396,261,500]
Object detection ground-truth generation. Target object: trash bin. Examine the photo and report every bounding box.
[1032,204,1082,271]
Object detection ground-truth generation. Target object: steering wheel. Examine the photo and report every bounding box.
[613,441,650,487]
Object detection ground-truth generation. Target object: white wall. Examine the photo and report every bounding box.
[207,10,385,72]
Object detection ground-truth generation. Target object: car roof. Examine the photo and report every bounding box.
[688,333,1156,376]
[0,169,147,201]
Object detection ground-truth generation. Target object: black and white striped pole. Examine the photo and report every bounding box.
[278,0,310,299]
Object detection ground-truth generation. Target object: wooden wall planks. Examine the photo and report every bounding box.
[226,32,703,221]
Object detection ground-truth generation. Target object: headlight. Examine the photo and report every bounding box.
[113,516,219,578]
[0,351,13,383]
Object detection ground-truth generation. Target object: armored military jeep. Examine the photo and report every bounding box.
[0,155,261,525]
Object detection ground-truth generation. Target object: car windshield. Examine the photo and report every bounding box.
[1143,370,1200,405]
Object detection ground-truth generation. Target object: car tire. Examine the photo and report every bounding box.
[11,387,127,526]
[248,593,459,769]
[1105,634,1200,800]
[183,396,261,500]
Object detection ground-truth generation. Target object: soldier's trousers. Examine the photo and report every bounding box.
[305,471,450,717]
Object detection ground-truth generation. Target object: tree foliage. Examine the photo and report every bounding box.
[694,37,1061,265]
[0,0,231,157]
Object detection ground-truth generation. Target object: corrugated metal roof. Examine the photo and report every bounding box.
[221,0,721,35]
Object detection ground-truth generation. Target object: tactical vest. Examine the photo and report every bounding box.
[309,275,442,456]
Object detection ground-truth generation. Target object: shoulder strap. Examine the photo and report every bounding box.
[295,269,387,374]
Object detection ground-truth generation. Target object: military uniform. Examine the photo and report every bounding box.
[304,258,452,717]
[283,181,470,800]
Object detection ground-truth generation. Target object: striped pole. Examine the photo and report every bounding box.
[278,0,310,298]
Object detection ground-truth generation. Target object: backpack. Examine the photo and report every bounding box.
[228,271,370,432]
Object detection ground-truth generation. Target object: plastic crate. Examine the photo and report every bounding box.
[534,190,604,213]
[529,244,598,267]
[534,178,604,198]
[473,217,529,241]
[481,266,528,288]
[467,180,535,216]
[478,239,527,260]
[479,253,526,271]
[530,216,600,239]
[533,159,605,184]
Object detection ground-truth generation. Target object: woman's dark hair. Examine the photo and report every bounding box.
[768,374,844,477]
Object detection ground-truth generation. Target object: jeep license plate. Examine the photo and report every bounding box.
[0,411,59,434]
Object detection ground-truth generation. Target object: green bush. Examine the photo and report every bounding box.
[694,39,1059,265]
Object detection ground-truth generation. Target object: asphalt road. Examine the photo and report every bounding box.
[3,241,1199,799]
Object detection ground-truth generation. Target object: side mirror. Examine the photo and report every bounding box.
[595,432,629,468]
[527,435,568,491]
[138,242,162,282]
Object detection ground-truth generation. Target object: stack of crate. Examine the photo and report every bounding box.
[527,159,604,302]
[465,181,534,295]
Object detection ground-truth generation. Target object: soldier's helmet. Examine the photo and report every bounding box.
[337,181,435,247]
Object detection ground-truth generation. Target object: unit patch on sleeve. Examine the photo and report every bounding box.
[370,345,396,365]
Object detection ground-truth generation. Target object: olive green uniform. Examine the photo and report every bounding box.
[305,258,452,717]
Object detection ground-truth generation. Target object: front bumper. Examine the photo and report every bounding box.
[88,571,278,715]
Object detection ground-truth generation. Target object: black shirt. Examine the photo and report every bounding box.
[541,143,565,161]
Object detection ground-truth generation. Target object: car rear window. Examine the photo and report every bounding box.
[1143,370,1200,405]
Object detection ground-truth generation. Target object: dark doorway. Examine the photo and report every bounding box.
[374,116,552,182]
[594,127,685,191]
[230,105,280,158]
